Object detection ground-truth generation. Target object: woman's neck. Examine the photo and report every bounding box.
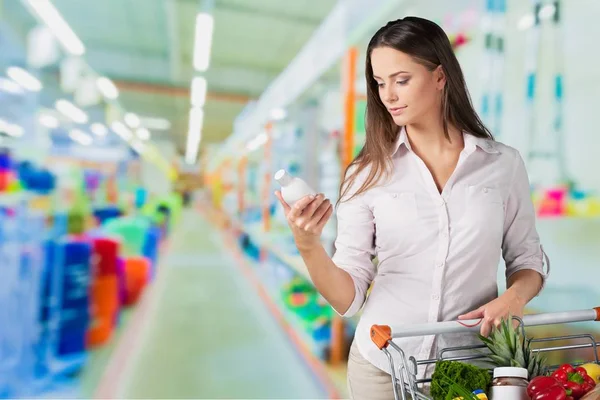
[405,118,463,156]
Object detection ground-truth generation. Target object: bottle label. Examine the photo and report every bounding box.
[490,386,527,400]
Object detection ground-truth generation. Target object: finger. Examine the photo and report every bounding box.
[316,204,334,229]
[493,318,503,330]
[307,196,329,221]
[480,320,492,337]
[458,308,484,320]
[288,194,317,220]
[301,193,326,218]
[274,191,291,214]
[304,200,331,231]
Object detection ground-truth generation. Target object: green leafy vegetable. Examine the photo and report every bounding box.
[430,360,492,400]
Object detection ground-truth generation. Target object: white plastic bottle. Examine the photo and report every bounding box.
[274,169,317,206]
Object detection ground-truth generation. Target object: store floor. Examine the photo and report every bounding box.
[111,208,328,399]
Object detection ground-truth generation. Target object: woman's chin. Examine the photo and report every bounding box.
[392,115,408,126]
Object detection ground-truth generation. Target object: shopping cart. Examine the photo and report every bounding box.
[370,307,600,400]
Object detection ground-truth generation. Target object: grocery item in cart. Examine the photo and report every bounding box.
[489,367,529,399]
[371,307,600,400]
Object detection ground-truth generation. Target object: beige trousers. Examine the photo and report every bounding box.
[346,340,395,400]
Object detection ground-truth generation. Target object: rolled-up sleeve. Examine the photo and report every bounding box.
[502,150,550,290]
[331,185,377,318]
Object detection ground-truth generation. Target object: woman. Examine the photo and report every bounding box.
[275,17,549,399]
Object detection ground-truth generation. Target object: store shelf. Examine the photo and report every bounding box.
[243,255,330,358]
[243,223,310,281]
[216,210,361,332]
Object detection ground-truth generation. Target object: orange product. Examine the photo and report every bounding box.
[90,275,119,316]
[86,319,113,347]
[123,257,151,306]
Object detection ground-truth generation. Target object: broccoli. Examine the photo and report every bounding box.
[430,360,492,400]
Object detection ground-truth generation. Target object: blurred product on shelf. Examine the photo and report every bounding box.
[0,145,180,398]
[533,185,600,218]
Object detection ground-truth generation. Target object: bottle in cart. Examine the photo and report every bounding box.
[274,169,317,206]
[489,367,529,400]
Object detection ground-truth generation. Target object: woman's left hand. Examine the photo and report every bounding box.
[457,289,526,337]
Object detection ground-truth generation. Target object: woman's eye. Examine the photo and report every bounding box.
[377,82,384,88]
[397,79,409,86]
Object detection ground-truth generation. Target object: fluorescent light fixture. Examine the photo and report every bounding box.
[0,77,24,94]
[6,67,42,91]
[139,116,171,130]
[111,121,133,141]
[518,14,535,31]
[185,142,200,165]
[538,4,556,20]
[191,76,207,107]
[270,108,287,121]
[185,107,204,164]
[136,127,150,140]
[246,133,268,151]
[90,123,108,137]
[96,77,119,99]
[55,99,88,124]
[193,13,214,72]
[124,112,140,129]
[25,0,85,56]
[0,119,24,137]
[69,128,92,146]
[39,114,59,129]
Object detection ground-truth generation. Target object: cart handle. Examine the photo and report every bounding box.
[371,307,600,350]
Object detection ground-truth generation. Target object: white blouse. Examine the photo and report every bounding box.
[331,127,550,377]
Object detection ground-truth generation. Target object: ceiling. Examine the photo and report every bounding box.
[1,0,337,152]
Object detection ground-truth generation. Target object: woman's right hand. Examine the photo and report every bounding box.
[274,191,334,252]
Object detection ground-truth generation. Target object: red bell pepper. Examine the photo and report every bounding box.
[528,376,569,400]
[554,370,569,383]
[548,364,598,399]
[564,380,584,398]
[533,385,569,400]
[560,364,577,375]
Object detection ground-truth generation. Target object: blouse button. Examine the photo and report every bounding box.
[392,193,398,198]
[483,188,489,193]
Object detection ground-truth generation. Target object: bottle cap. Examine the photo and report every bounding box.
[493,367,528,379]
[274,169,292,186]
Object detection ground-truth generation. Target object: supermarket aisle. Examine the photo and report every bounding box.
[113,209,328,399]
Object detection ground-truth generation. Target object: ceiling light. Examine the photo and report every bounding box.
[139,116,171,130]
[185,107,204,164]
[55,99,88,124]
[518,14,535,30]
[191,76,207,107]
[90,123,108,137]
[25,0,85,56]
[39,114,59,128]
[193,13,214,72]
[0,77,24,94]
[96,76,119,99]
[111,121,132,141]
[124,112,140,129]
[6,67,42,91]
[69,128,92,146]
[136,127,150,140]
[0,119,24,137]
[539,4,556,20]
[246,133,268,151]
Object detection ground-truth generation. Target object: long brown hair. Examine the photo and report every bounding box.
[339,17,493,203]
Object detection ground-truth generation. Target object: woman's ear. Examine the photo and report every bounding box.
[435,65,446,90]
